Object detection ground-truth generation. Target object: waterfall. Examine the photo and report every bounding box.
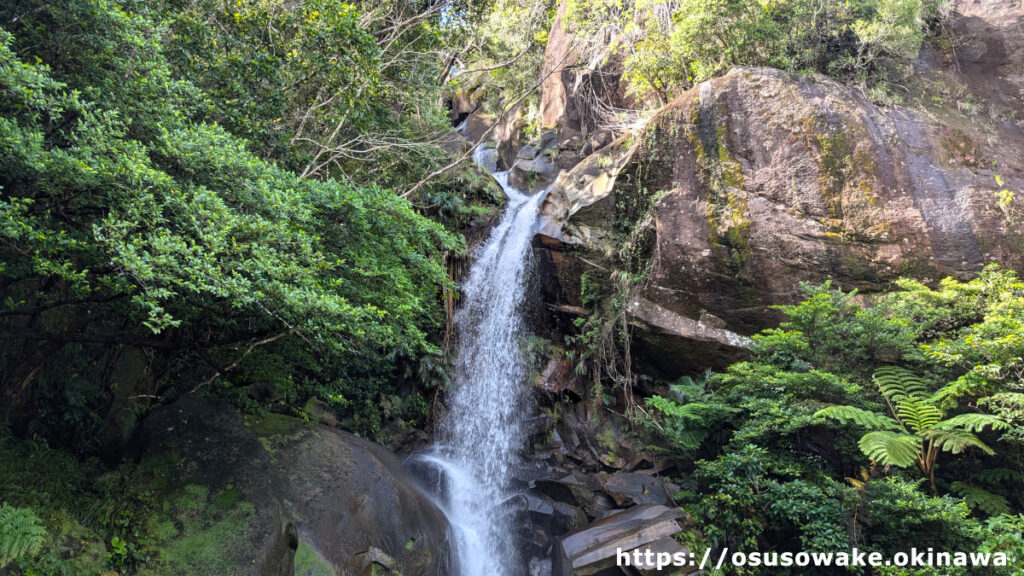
[412,145,544,576]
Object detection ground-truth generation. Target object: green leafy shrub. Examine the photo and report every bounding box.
[688,445,854,571]
[651,268,1024,573]
[0,0,461,439]
[862,477,979,556]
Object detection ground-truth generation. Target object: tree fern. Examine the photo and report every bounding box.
[875,366,942,433]
[0,503,48,568]
[817,367,1010,495]
[874,366,932,399]
[926,428,996,455]
[934,413,1012,433]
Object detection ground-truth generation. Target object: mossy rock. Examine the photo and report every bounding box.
[245,413,305,438]
[132,395,453,576]
[142,484,257,575]
[129,395,297,575]
[294,541,336,576]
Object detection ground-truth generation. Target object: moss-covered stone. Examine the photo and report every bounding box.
[245,412,305,438]
[938,127,984,168]
[805,115,886,241]
[295,541,336,576]
[685,93,752,271]
[142,484,257,575]
[810,118,854,220]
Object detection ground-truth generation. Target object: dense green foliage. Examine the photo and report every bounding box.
[0,0,517,570]
[444,0,555,118]
[641,268,1024,573]
[561,0,943,104]
[0,0,514,570]
[0,0,488,448]
[0,423,268,574]
[160,0,383,172]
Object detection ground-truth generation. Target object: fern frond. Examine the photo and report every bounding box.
[647,395,728,452]
[874,367,943,433]
[875,366,931,400]
[815,405,904,431]
[934,413,1011,433]
[976,467,1024,485]
[925,429,995,455]
[664,427,708,452]
[858,431,921,467]
[950,482,1011,516]
[647,396,708,422]
[893,396,943,434]
[0,503,48,568]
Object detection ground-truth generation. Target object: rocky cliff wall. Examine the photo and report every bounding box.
[538,63,1024,369]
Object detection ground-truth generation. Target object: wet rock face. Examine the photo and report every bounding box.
[281,426,452,576]
[538,67,1024,359]
[131,395,452,576]
[953,0,1024,93]
[508,136,561,192]
[459,103,528,171]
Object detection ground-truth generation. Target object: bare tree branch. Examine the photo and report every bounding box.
[448,43,535,81]
[399,37,581,199]
[191,331,291,393]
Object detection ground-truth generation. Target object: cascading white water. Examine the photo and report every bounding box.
[418,145,544,576]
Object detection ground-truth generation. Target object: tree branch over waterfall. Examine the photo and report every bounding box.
[400,37,581,199]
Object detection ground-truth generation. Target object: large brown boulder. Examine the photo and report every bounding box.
[130,395,452,576]
[539,1,580,133]
[279,422,452,576]
[538,66,1024,370]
